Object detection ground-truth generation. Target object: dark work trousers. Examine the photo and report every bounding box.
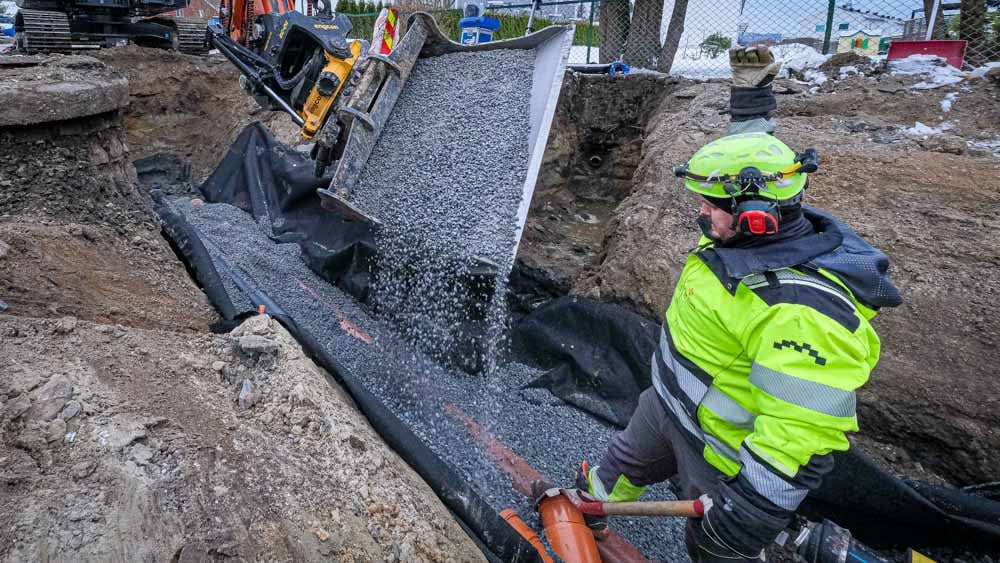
[596,388,758,562]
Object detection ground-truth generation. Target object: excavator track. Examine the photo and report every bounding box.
[174,19,208,55]
[15,10,72,54]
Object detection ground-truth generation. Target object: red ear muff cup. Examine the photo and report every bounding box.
[738,210,779,235]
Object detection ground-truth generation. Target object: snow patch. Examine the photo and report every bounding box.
[903,121,953,138]
[804,70,828,87]
[567,45,734,80]
[969,62,1000,79]
[838,65,860,80]
[940,92,958,113]
[889,54,966,90]
[968,138,1000,158]
[775,43,831,75]
[670,55,731,80]
[1,0,17,17]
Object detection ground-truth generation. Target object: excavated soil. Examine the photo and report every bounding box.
[0,50,484,563]
[0,220,214,332]
[0,314,484,562]
[573,71,1000,487]
[92,46,302,179]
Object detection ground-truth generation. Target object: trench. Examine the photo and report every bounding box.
[5,50,1000,560]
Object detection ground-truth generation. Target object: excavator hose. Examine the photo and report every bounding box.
[796,519,890,563]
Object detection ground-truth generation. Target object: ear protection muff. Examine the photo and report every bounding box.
[726,166,780,236]
[735,200,780,235]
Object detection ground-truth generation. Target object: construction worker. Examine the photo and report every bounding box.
[585,47,902,561]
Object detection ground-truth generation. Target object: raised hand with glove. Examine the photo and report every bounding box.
[728,45,783,134]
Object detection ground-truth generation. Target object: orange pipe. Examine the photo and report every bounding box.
[539,494,602,563]
[500,509,554,563]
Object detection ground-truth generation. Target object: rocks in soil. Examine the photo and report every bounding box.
[237,379,258,410]
[130,443,155,465]
[26,377,74,422]
[55,316,78,334]
[60,400,82,420]
[237,335,279,355]
[46,419,68,443]
[6,395,32,420]
[0,314,484,562]
[916,134,967,155]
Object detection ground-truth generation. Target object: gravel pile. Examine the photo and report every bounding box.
[353,49,534,371]
[171,198,686,560]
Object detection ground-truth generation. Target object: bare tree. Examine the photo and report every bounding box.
[959,0,988,66]
[599,0,630,63]
[623,0,664,68]
[657,0,689,72]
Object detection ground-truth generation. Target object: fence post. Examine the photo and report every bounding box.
[821,0,835,54]
[924,0,942,41]
[586,0,596,63]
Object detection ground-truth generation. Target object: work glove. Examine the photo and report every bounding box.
[576,461,610,539]
[728,46,781,125]
[690,478,792,562]
[729,46,782,88]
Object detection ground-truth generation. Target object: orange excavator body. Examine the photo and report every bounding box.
[220,0,294,44]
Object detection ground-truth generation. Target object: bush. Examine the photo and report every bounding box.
[702,32,732,58]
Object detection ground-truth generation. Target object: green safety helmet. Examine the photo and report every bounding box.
[673,133,817,206]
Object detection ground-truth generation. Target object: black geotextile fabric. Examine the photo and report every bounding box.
[164,123,1000,554]
[199,123,377,301]
[152,191,538,562]
[511,297,659,428]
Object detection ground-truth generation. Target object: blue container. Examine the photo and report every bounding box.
[459,16,500,46]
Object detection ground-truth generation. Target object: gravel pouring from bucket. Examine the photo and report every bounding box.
[318,11,572,262]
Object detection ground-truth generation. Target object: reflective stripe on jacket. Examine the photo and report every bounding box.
[653,248,881,512]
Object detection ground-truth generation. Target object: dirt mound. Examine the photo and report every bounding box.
[92,46,301,179]
[0,55,150,226]
[573,76,1000,486]
[0,314,484,562]
[819,51,874,74]
[0,221,215,331]
[779,72,1000,142]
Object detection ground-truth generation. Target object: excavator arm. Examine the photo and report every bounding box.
[207,0,364,139]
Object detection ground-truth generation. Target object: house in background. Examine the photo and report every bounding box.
[838,28,882,55]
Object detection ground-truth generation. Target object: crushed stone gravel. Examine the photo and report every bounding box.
[352,49,534,370]
[170,198,686,560]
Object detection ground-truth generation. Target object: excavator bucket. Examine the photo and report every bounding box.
[317,12,572,250]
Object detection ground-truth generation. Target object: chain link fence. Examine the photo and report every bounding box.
[345,1,999,75]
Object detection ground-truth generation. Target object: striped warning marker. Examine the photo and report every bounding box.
[369,7,399,56]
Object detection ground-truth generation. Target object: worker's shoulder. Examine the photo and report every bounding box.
[741,269,862,333]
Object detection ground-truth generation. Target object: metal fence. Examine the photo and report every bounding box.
[347,1,999,75]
